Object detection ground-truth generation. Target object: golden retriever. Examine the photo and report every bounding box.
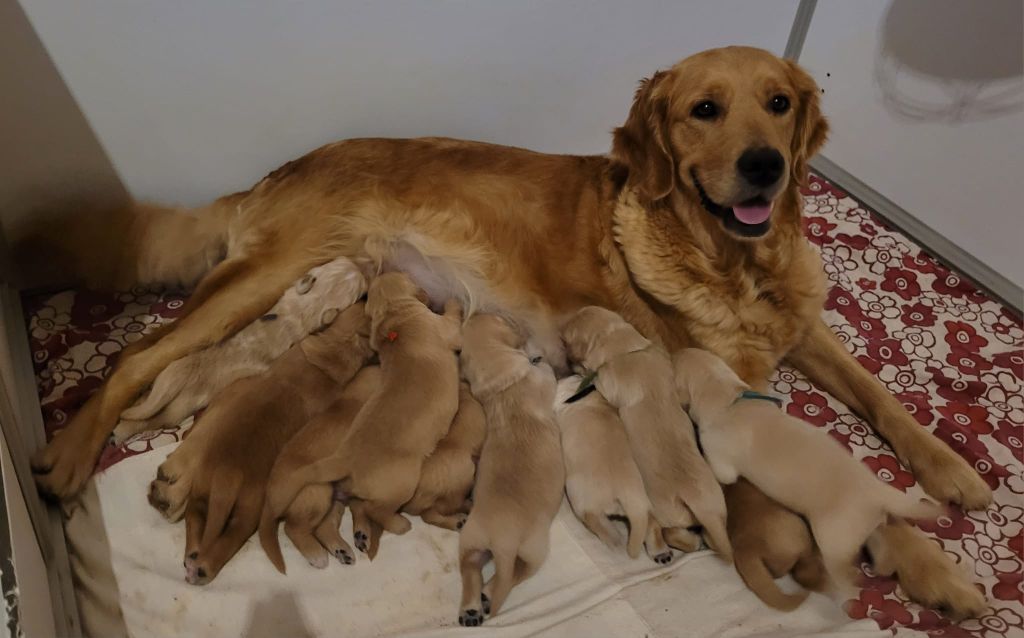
[259,364,382,573]
[114,257,365,441]
[561,306,731,560]
[261,272,462,539]
[29,46,988,617]
[147,302,373,584]
[673,348,953,600]
[457,314,563,625]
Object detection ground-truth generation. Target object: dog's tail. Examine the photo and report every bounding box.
[734,548,810,611]
[120,358,192,421]
[202,469,244,547]
[13,196,237,291]
[620,497,649,560]
[258,503,288,574]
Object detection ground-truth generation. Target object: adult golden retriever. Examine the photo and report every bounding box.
[29,46,989,616]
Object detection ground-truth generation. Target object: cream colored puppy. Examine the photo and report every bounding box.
[673,347,941,594]
[555,375,654,560]
[115,257,365,440]
[457,314,564,626]
[561,306,730,560]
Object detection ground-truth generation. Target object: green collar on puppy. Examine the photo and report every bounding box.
[563,344,655,404]
[733,390,783,408]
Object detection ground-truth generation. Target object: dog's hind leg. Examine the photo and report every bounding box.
[191,488,263,585]
[580,511,622,549]
[458,548,487,626]
[644,516,673,565]
[420,507,467,531]
[284,519,330,569]
[32,252,320,499]
[314,502,355,565]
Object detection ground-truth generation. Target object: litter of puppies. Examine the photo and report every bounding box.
[138,263,978,624]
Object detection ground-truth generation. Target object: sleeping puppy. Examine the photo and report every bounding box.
[259,365,382,573]
[114,257,365,441]
[555,375,652,560]
[673,348,940,596]
[401,381,487,531]
[560,306,731,560]
[456,314,563,625]
[147,302,373,585]
[726,478,827,610]
[261,272,462,539]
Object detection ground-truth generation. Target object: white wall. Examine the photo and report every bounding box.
[801,0,1023,288]
[19,0,797,207]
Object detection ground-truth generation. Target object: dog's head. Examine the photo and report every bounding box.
[612,46,828,239]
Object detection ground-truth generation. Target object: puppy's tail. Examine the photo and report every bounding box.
[258,504,287,574]
[120,358,191,421]
[734,548,810,611]
[13,196,236,291]
[620,498,650,560]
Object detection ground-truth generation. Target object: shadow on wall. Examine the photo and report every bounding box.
[875,0,1023,122]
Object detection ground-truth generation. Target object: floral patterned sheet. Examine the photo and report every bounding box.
[24,175,1023,637]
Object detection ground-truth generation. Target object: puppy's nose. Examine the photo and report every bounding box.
[736,147,784,188]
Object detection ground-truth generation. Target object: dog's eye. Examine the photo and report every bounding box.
[769,95,790,114]
[691,100,718,119]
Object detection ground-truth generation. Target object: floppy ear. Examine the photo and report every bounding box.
[786,60,829,185]
[612,71,675,203]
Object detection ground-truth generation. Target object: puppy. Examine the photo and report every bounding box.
[401,382,487,531]
[115,257,365,441]
[673,348,940,594]
[554,375,654,560]
[261,272,462,539]
[726,478,827,610]
[561,306,731,560]
[456,314,564,625]
[147,302,373,585]
[259,365,382,573]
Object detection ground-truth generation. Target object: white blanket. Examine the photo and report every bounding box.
[64,446,913,638]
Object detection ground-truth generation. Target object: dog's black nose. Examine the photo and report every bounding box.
[736,147,784,188]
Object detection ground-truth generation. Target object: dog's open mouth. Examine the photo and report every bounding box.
[690,169,773,238]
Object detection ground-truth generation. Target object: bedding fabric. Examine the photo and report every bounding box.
[25,175,1023,637]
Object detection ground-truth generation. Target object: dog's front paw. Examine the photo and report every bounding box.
[458,608,483,627]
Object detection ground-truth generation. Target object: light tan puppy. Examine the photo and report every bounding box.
[114,257,365,441]
[147,302,373,585]
[561,306,731,560]
[259,365,382,573]
[457,314,563,626]
[402,382,487,531]
[261,272,462,538]
[673,348,943,596]
[555,375,656,560]
[726,478,827,611]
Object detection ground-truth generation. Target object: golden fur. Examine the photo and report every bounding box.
[147,303,373,584]
[261,273,462,538]
[457,314,563,624]
[259,365,382,573]
[29,46,988,617]
[674,347,943,597]
[561,306,731,560]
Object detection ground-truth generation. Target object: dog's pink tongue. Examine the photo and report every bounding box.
[732,201,773,225]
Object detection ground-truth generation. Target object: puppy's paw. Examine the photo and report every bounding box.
[333,547,354,565]
[651,550,674,565]
[455,513,468,531]
[184,554,210,586]
[481,593,491,616]
[353,530,369,553]
[458,608,483,627]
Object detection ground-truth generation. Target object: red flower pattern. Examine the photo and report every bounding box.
[19,174,1020,638]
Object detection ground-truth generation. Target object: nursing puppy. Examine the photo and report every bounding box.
[262,272,462,537]
[114,257,365,441]
[147,302,373,585]
[259,365,382,573]
[726,478,827,610]
[554,375,651,560]
[401,381,487,531]
[457,314,563,625]
[561,306,731,560]
[673,348,941,595]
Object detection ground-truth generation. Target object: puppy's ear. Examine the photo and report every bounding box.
[612,71,675,204]
[786,60,829,185]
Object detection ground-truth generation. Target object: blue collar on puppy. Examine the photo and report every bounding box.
[733,390,783,408]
